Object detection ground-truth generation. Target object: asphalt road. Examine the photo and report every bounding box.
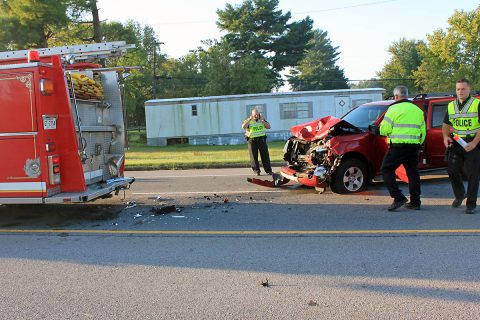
[0,168,479,319]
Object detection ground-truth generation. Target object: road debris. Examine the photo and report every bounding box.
[307,300,318,307]
[58,232,69,237]
[172,215,185,218]
[223,198,229,204]
[152,205,177,215]
[133,213,142,219]
[261,279,270,287]
[125,201,137,209]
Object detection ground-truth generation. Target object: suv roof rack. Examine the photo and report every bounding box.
[413,92,455,100]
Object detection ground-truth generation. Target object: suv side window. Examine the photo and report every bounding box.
[431,103,449,128]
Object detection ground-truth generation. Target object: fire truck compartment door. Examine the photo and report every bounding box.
[0,72,37,133]
[0,72,43,197]
[0,136,45,198]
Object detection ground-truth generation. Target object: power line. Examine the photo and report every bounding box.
[155,0,401,25]
[293,0,401,15]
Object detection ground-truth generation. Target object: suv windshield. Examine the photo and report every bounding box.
[341,105,389,130]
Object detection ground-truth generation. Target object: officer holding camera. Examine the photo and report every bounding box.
[242,108,272,176]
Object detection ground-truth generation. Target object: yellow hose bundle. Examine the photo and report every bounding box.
[69,73,104,100]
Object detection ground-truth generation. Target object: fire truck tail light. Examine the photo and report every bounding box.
[48,155,61,185]
[40,79,54,95]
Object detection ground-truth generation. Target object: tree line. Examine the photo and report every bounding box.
[360,6,480,96]
[1,1,479,126]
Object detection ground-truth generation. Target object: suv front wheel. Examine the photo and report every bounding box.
[330,158,368,194]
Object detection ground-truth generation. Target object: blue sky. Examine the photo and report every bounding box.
[97,0,478,80]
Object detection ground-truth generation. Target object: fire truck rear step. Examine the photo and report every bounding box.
[44,177,135,203]
[0,178,134,204]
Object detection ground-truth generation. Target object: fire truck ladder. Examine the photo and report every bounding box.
[0,41,135,61]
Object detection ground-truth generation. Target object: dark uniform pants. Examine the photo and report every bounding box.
[248,136,272,174]
[381,144,421,206]
[447,143,480,209]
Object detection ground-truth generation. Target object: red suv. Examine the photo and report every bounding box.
[276,93,471,193]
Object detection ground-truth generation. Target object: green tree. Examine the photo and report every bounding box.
[414,6,480,91]
[199,40,273,95]
[67,0,102,42]
[289,29,348,91]
[351,79,384,89]
[156,53,205,98]
[377,38,424,95]
[216,0,313,85]
[101,21,163,127]
[0,0,69,48]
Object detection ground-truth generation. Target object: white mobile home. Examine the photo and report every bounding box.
[145,88,385,146]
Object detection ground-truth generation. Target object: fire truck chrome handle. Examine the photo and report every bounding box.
[66,71,88,163]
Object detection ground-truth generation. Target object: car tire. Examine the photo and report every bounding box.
[331,158,368,194]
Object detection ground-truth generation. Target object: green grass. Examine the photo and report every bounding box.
[125,131,286,170]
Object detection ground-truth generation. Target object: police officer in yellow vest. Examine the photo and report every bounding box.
[242,108,272,176]
[380,85,426,211]
[442,79,480,214]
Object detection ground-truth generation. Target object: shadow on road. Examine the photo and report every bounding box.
[0,204,125,228]
[346,282,480,303]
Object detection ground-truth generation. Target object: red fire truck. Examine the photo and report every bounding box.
[0,42,135,204]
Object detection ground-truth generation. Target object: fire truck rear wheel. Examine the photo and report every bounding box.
[331,159,367,194]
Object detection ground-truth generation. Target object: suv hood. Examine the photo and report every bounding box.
[290,116,362,141]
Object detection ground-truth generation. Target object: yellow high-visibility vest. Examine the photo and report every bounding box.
[380,101,425,144]
[447,97,480,138]
[245,119,266,138]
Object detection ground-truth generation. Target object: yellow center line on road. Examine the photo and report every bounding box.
[1,229,480,235]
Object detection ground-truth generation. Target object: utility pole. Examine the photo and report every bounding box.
[152,41,164,99]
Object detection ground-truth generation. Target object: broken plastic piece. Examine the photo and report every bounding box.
[247,177,275,188]
[125,200,137,209]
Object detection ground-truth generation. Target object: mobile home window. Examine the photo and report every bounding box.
[191,105,198,116]
[246,104,267,118]
[352,99,372,108]
[279,102,313,119]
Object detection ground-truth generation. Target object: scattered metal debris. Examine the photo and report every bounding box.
[152,205,177,215]
[125,201,137,209]
[261,279,270,287]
